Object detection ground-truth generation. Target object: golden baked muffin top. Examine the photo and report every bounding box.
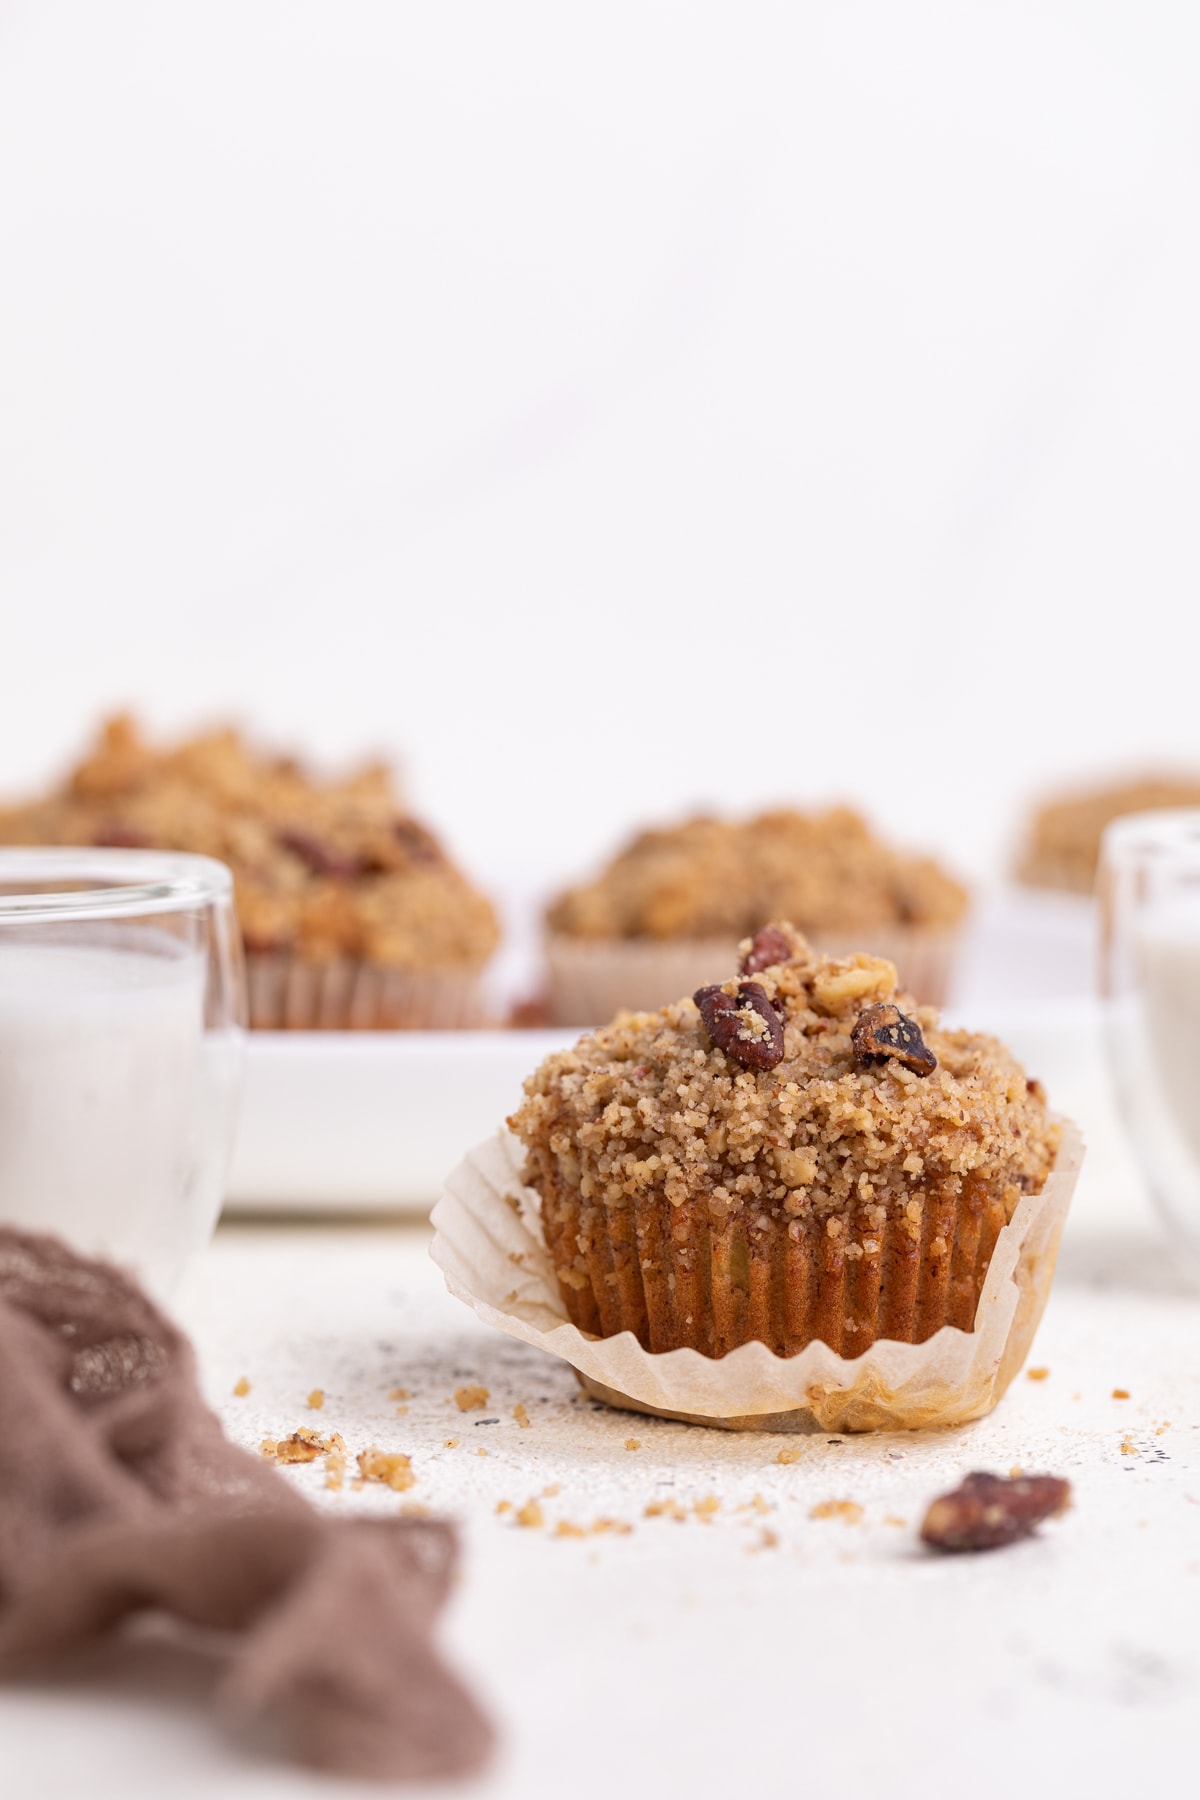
[0,715,499,970]
[546,808,967,940]
[1018,776,1200,895]
[511,924,1057,1230]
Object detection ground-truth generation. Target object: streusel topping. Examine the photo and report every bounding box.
[547,808,967,940]
[0,715,498,969]
[512,924,1056,1229]
[1019,776,1200,894]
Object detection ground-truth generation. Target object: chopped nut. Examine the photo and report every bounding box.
[516,1500,544,1529]
[512,1403,531,1428]
[739,925,797,976]
[851,1002,937,1076]
[233,1376,251,1397]
[307,1388,324,1410]
[356,1448,415,1493]
[810,1499,864,1524]
[694,981,785,1071]
[454,1384,490,1411]
[920,1471,1070,1552]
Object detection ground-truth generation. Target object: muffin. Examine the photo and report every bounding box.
[544,807,968,1023]
[0,715,499,1029]
[1018,776,1200,895]
[510,922,1058,1359]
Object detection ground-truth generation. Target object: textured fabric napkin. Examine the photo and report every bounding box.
[0,1226,493,1782]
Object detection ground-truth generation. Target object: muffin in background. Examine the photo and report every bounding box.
[510,922,1059,1359]
[544,807,968,1022]
[1018,776,1200,895]
[0,715,499,1029]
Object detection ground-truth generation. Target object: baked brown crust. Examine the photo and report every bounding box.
[510,923,1058,1359]
[547,807,967,941]
[0,715,498,972]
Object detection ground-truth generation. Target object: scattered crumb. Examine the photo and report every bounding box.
[357,1448,415,1492]
[554,1520,588,1539]
[1120,1436,1137,1456]
[444,1438,460,1449]
[739,1494,770,1515]
[324,1448,345,1492]
[516,1499,544,1529]
[399,1501,430,1517]
[810,1500,864,1524]
[512,1403,531,1428]
[693,1495,720,1521]
[476,1448,488,1457]
[1157,1422,1172,1435]
[307,1388,325,1411]
[777,1447,803,1465]
[504,1193,522,1215]
[261,1428,343,1466]
[592,1518,633,1536]
[395,1405,409,1416]
[507,1250,525,1265]
[625,1438,642,1452]
[752,1527,779,1552]
[455,1385,490,1412]
[542,1482,562,1497]
[645,1499,688,1522]
[1009,1465,1025,1479]
[496,1500,512,1515]
[233,1377,251,1397]
[884,1515,908,1528]
[1026,1367,1050,1382]
[388,1386,411,1401]
[1112,1388,1131,1400]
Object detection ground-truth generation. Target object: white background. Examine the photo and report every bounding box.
[2,1,1198,902]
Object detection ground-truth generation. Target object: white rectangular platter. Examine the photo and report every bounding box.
[226,1028,576,1212]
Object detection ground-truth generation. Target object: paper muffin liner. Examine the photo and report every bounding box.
[429,1120,1083,1432]
[246,951,487,1031]
[544,922,962,1026]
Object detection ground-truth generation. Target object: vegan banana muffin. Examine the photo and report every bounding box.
[0,715,499,1028]
[544,808,968,1022]
[1018,776,1200,894]
[511,922,1058,1359]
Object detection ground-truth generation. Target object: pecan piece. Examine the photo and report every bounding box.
[278,827,363,880]
[739,925,796,977]
[920,1471,1071,1553]
[694,981,785,1070]
[851,1002,937,1076]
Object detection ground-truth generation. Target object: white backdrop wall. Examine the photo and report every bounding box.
[2,1,1198,900]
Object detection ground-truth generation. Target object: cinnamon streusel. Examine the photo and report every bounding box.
[0,715,499,1028]
[511,922,1058,1358]
[1018,776,1200,894]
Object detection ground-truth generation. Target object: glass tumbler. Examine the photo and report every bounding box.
[1099,810,1200,1278]
[0,848,245,1293]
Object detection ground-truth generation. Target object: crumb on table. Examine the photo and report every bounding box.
[357,1447,415,1492]
[454,1385,490,1412]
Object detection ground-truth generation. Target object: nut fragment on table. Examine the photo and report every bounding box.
[920,1471,1071,1552]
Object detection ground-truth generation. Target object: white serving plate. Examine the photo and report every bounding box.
[226,1029,576,1212]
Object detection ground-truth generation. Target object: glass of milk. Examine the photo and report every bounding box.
[0,849,245,1294]
[1100,810,1200,1279]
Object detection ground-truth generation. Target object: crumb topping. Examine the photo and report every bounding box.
[511,924,1057,1233]
[547,808,967,940]
[1019,775,1200,894]
[0,714,498,969]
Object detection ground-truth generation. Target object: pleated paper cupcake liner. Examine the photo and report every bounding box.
[544,922,962,1026]
[246,952,487,1031]
[429,1120,1083,1433]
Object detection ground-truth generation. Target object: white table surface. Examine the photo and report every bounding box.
[4,1112,1199,1800]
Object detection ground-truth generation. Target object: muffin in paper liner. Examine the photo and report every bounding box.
[246,953,487,1030]
[545,922,962,1026]
[429,1121,1083,1433]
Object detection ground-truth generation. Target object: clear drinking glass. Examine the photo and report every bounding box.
[1099,810,1200,1280]
[0,848,245,1294]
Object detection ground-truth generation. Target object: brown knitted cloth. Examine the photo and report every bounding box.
[0,1227,494,1782]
